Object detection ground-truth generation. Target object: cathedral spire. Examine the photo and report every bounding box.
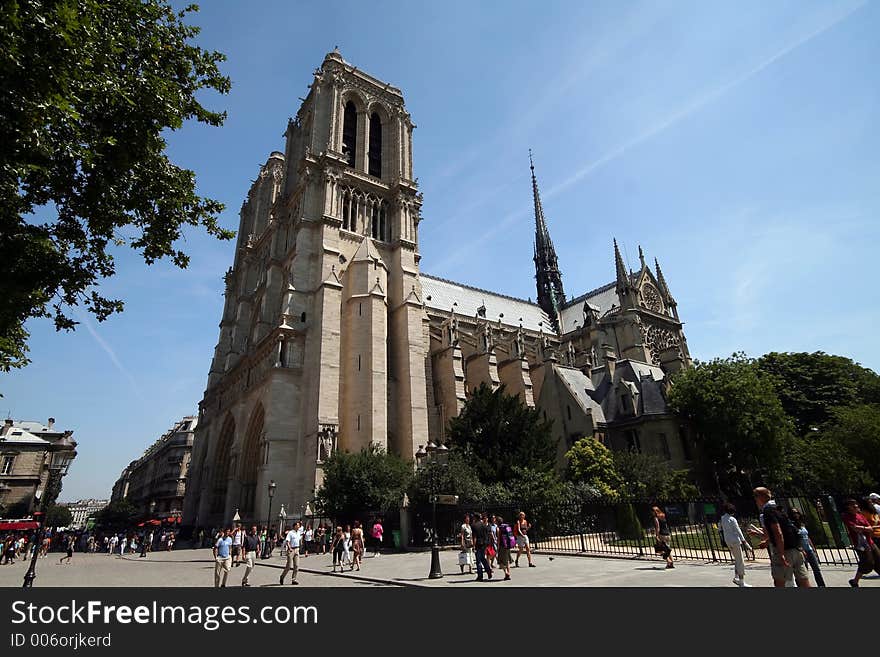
[638,245,646,270]
[614,238,630,293]
[654,257,674,303]
[530,150,565,332]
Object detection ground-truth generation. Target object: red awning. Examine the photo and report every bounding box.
[0,521,39,531]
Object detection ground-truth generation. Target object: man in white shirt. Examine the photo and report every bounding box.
[231,524,243,567]
[720,503,752,587]
[280,521,304,585]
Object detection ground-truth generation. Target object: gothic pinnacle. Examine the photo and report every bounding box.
[530,150,564,332]
[614,239,629,291]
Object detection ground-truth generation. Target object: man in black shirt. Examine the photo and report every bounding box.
[753,487,811,587]
[241,526,262,587]
[472,512,493,582]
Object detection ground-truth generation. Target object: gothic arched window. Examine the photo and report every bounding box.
[368,112,382,177]
[342,101,357,167]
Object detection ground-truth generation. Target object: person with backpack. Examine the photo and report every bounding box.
[719,503,752,587]
[752,487,811,588]
[495,515,515,581]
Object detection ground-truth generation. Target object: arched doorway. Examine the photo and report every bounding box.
[210,415,235,515]
[238,404,264,519]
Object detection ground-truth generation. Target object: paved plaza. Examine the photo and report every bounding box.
[0,547,875,588]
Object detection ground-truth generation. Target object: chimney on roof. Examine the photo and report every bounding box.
[1,418,13,437]
[48,418,55,430]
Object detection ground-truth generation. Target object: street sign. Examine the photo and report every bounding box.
[437,494,459,505]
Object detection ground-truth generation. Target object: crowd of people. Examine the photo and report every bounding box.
[456,511,534,582]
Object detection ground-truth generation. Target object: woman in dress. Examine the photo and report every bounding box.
[652,505,673,569]
[350,520,364,571]
[342,524,352,567]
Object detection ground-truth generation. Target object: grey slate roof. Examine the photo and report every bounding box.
[420,274,552,333]
[555,366,606,423]
[559,282,619,332]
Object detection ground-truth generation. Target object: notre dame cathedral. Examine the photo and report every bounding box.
[183,50,695,528]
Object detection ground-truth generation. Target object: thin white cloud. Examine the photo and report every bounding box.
[544,1,868,201]
[77,312,146,403]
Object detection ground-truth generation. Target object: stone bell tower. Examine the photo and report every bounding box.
[186,50,430,530]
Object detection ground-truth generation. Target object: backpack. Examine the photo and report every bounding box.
[500,524,516,550]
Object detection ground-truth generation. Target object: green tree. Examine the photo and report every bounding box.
[45,504,73,528]
[0,0,233,371]
[315,444,412,521]
[822,404,880,486]
[757,352,880,435]
[565,436,621,498]
[409,451,487,506]
[447,383,557,484]
[667,353,794,495]
[787,433,871,493]
[612,451,700,499]
[615,503,643,541]
[93,498,138,530]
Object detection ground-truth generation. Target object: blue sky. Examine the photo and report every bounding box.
[3,0,878,501]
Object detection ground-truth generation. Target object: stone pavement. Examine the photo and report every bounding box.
[0,547,876,588]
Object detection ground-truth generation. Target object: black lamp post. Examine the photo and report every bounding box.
[415,441,448,579]
[23,434,77,588]
[264,480,276,556]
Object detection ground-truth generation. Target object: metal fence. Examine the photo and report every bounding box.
[412,494,869,567]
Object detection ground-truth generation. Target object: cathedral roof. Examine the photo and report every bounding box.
[420,274,552,333]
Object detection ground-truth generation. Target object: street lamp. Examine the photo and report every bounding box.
[264,480,276,556]
[23,433,77,588]
[415,441,448,579]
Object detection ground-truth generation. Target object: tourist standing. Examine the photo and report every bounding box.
[514,511,535,568]
[315,525,326,555]
[752,487,810,587]
[787,508,825,587]
[719,503,750,586]
[472,513,493,581]
[652,506,674,569]
[303,523,313,557]
[487,514,498,568]
[331,526,345,572]
[213,528,233,588]
[496,515,514,581]
[371,518,384,557]
[350,520,364,571]
[241,526,261,587]
[231,524,243,566]
[342,524,352,568]
[459,514,474,574]
[280,520,304,585]
[842,498,875,587]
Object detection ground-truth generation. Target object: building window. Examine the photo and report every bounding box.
[342,101,357,167]
[1,456,14,475]
[370,199,387,241]
[368,113,382,177]
[659,433,671,460]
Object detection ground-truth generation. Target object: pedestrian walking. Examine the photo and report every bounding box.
[213,528,233,588]
[331,526,346,572]
[139,531,148,558]
[371,518,384,557]
[752,487,810,588]
[842,498,876,587]
[342,524,352,567]
[241,526,261,587]
[857,498,880,575]
[652,506,674,569]
[719,503,751,586]
[303,523,313,557]
[787,508,825,587]
[487,514,498,568]
[496,515,515,581]
[350,520,364,571]
[514,511,535,568]
[459,513,474,574]
[280,521,304,585]
[58,535,74,565]
[231,524,243,566]
[472,512,493,581]
[316,525,326,555]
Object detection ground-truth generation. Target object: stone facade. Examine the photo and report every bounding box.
[0,418,78,516]
[111,416,195,518]
[184,51,697,530]
[60,498,109,529]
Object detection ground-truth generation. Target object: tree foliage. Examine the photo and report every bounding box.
[45,504,73,528]
[757,352,880,435]
[409,451,487,506]
[612,451,699,499]
[565,437,621,498]
[447,383,557,484]
[0,0,233,370]
[667,353,794,494]
[316,444,412,521]
[821,404,880,487]
[93,498,138,530]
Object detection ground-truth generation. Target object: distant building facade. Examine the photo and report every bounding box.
[184,51,699,530]
[111,416,196,518]
[59,499,108,529]
[0,418,78,516]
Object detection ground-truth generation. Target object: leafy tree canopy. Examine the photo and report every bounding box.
[409,451,487,506]
[447,383,557,484]
[0,0,233,371]
[93,498,138,530]
[316,444,412,521]
[821,404,880,487]
[45,504,73,528]
[612,450,699,499]
[667,352,793,494]
[757,352,880,435]
[565,437,621,498]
